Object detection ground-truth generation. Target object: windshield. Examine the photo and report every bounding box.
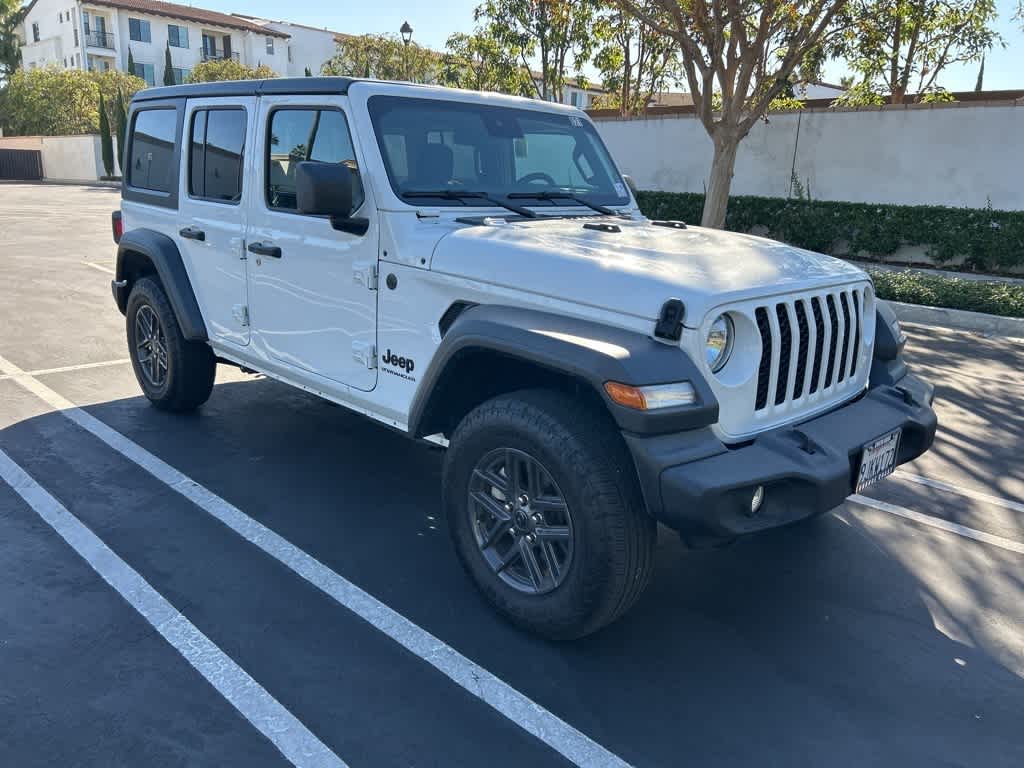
[367,96,631,209]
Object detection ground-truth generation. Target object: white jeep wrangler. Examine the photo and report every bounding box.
[111,78,937,639]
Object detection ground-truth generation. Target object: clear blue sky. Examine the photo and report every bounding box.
[200,0,1022,91]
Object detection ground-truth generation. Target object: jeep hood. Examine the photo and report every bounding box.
[429,217,868,326]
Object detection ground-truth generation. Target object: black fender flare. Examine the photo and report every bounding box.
[113,228,208,342]
[408,304,718,437]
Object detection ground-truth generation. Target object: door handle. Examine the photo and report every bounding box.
[247,242,282,258]
[179,226,205,241]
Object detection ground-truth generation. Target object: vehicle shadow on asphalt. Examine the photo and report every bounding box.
[7,374,1022,767]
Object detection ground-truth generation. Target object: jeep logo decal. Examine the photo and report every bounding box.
[382,349,415,374]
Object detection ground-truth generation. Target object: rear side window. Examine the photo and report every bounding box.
[128,108,177,193]
[189,108,246,203]
[266,108,362,212]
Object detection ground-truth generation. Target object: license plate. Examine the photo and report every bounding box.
[856,429,902,493]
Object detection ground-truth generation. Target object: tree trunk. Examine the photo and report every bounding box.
[701,135,739,229]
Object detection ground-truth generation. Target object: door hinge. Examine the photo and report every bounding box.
[352,340,377,369]
[232,304,250,327]
[353,261,378,290]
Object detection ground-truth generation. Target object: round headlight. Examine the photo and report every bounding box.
[706,314,734,373]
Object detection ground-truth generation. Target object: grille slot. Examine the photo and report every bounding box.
[753,288,865,414]
[755,307,772,411]
[774,305,792,405]
[793,301,809,399]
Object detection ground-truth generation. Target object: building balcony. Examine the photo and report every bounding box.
[201,50,239,63]
[83,31,115,50]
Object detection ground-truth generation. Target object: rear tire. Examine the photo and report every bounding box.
[126,276,215,412]
[444,389,656,639]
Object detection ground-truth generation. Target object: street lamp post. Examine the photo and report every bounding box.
[400,21,413,83]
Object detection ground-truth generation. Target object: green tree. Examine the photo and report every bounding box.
[438,31,533,94]
[163,42,175,86]
[187,59,278,83]
[2,67,146,136]
[616,0,848,228]
[304,66,313,76]
[114,87,128,167]
[839,0,1000,103]
[322,34,436,82]
[0,0,25,84]
[98,92,114,176]
[473,0,598,102]
[3,67,100,134]
[127,47,135,76]
[591,3,681,115]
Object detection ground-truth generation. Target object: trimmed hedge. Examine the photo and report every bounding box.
[634,191,1024,272]
[867,269,1024,319]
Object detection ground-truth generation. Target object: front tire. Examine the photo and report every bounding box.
[444,389,656,639]
[126,276,215,412]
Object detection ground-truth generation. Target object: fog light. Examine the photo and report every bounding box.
[750,485,765,515]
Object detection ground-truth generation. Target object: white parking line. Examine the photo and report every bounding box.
[850,494,1024,555]
[893,470,1024,515]
[0,352,633,768]
[0,448,347,768]
[0,358,130,382]
[82,260,116,275]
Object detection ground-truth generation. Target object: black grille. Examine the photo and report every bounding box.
[755,307,772,411]
[850,292,861,376]
[753,289,863,412]
[824,295,840,388]
[810,297,825,394]
[838,292,852,382]
[793,301,810,399]
[774,305,792,405]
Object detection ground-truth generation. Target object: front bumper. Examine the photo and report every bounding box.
[624,374,937,545]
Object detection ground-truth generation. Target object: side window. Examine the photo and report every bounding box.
[189,108,246,203]
[128,109,177,193]
[266,108,362,212]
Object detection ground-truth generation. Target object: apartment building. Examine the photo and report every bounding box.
[19,0,290,85]
[232,15,344,78]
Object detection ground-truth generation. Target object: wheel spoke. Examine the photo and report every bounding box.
[505,449,522,500]
[534,524,570,541]
[530,497,567,515]
[525,457,542,497]
[494,544,521,574]
[540,540,561,582]
[479,518,510,549]
[472,466,509,497]
[518,539,545,591]
[470,489,511,524]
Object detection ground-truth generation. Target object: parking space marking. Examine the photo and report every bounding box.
[0,352,633,768]
[0,448,348,768]
[850,494,1024,555]
[893,470,1024,515]
[0,359,130,381]
[82,261,116,275]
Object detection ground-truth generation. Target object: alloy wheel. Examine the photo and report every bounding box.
[468,448,574,595]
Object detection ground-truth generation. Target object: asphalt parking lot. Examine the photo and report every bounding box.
[0,182,1021,767]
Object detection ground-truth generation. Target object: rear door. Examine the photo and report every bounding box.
[245,94,378,391]
[176,97,255,347]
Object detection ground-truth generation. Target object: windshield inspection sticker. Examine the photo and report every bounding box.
[570,116,584,127]
[614,182,627,197]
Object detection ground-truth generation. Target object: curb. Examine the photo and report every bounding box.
[887,300,1024,339]
[0,179,121,188]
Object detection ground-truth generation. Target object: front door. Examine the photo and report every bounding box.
[246,95,378,391]
[176,97,255,347]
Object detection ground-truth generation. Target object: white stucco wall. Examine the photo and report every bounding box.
[0,134,120,180]
[595,103,1024,211]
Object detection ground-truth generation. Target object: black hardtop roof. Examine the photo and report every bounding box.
[131,77,358,103]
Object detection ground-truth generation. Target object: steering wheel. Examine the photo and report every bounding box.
[516,172,557,187]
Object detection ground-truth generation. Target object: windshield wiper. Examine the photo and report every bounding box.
[401,190,537,218]
[507,190,617,216]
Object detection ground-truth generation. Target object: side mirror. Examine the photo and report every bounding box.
[295,161,368,236]
[621,174,639,194]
